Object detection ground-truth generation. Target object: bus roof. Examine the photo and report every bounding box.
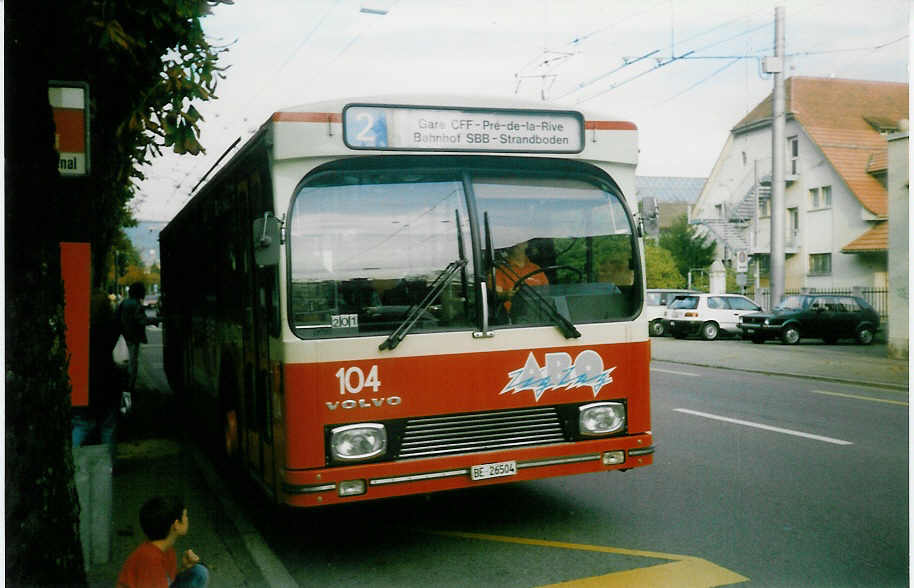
[266,94,638,166]
[271,94,635,127]
[170,95,639,225]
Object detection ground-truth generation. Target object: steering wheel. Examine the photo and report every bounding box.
[511,265,583,291]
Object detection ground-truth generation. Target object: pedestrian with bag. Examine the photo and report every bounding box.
[72,289,122,446]
[119,282,159,414]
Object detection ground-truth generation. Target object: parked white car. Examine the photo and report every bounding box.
[664,293,763,340]
[645,288,699,336]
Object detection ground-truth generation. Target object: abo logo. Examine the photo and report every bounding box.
[499,350,616,403]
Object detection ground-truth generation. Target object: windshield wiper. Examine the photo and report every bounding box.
[495,260,581,339]
[379,257,468,351]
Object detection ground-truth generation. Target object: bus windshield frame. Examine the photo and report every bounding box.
[286,156,642,341]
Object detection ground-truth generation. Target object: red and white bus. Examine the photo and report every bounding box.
[161,95,653,507]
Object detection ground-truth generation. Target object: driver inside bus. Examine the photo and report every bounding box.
[494,241,549,312]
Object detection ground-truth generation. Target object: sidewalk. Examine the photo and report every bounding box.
[85,441,265,587]
[83,374,278,586]
[651,337,909,390]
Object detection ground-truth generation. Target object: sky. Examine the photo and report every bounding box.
[134,0,911,221]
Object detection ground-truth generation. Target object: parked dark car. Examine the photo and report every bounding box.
[738,294,879,345]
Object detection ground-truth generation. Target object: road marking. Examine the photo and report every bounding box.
[674,408,853,446]
[428,531,748,587]
[811,389,908,406]
[651,367,699,377]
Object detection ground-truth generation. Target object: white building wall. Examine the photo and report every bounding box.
[696,117,887,290]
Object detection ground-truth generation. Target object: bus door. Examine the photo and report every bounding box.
[240,168,278,493]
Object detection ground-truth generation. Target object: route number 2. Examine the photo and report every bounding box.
[355,112,375,143]
[335,365,381,395]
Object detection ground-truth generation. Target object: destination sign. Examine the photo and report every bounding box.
[343,104,584,153]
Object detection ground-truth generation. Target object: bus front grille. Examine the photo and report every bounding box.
[396,407,567,459]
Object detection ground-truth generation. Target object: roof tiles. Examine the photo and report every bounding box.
[841,221,888,252]
[733,77,908,217]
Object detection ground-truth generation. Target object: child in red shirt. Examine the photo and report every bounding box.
[117,496,208,588]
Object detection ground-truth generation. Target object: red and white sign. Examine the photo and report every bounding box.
[49,83,89,176]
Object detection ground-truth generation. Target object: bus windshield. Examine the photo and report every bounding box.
[287,159,639,339]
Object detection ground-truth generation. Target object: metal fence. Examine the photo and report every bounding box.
[753,287,888,320]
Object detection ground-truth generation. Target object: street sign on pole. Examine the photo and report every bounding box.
[49,81,90,176]
[735,250,749,273]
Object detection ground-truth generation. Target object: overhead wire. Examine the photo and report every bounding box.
[517,0,670,99]
[653,57,742,106]
[787,33,908,57]
[163,0,402,215]
[158,0,347,213]
[563,6,778,103]
[572,0,861,105]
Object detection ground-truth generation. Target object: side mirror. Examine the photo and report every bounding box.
[640,196,660,237]
[253,213,282,267]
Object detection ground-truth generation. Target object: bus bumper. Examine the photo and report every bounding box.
[280,433,653,507]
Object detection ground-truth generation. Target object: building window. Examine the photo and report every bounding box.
[788,207,798,245]
[715,203,724,218]
[788,136,799,175]
[809,253,831,275]
[759,197,770,217]
[809,186,832,210]
[821,185,831,208]
[809,187,819,208]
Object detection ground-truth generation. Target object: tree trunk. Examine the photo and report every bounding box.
[5,5,88,584]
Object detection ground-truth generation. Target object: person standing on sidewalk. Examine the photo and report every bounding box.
[117,496,209,588]
[72,289,122,446]
[119,282,158,414]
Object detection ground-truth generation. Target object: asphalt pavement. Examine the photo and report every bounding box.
[84,330,908,587]
[652,336,909,391]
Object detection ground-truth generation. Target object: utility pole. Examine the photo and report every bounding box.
[768,6,786,306]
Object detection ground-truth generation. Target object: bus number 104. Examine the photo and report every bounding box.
[335,365,381,395]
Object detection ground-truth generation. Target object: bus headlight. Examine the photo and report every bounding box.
[330,423,387,462]
[579,402,626,436]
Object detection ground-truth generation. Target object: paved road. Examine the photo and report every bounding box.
[137,329,908,586]
[237,344,908,587]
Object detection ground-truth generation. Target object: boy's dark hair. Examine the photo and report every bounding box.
[139,496,184,541]
[128,282,146,300]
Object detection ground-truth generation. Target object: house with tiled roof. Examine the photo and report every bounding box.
[690,76,907,291]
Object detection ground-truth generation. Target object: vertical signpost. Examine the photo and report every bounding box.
[48,81,90,176]
[767,8,786,308]
[61,242,91,407]
[735,250,749,294]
